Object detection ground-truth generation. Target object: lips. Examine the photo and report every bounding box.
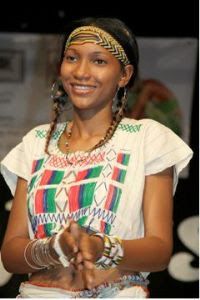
[71,83,96,95]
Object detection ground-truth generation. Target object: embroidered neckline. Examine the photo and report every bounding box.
[50,119,125,158]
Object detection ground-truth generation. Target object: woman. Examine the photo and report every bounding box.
[0,17,193,298]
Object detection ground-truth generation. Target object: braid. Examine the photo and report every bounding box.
[45,100,63,155]
[92,88,127,151]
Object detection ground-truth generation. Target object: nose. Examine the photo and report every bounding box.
[73,59,91,81]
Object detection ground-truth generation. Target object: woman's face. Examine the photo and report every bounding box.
[60,42,132,113]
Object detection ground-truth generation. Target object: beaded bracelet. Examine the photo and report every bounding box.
[92,233,124,270]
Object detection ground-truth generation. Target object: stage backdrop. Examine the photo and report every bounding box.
[0,33,198,298]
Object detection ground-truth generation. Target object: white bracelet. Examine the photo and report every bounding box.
[53,230,70,267]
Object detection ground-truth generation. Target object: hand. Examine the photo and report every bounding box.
[50,223,79,262]
[69,222,104,289]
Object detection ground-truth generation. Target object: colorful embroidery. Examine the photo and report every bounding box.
[117,153,130,166]
[32,158,45,174]
[101,185,122,234]
[28,175,37,193]
[35,129,47,139]
[34,188,57,238]
[29,120,136,238]
[40,170,64,186]
[35,129,63,139]
[68,183,96,226]
[112,166,126,183]
[118,123,142,133]
[76,166,103,181]
[48,152,105,168]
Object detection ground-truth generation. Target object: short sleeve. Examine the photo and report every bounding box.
[0,129,35,196]
[144,120,193,194]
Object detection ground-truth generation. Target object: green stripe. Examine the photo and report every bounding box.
[52,171,64,184]
[28,175,37,193]
[112,187,121,212]
[88,166,102,178]
[123,154,130,166]
[78,183,96,226]
[45,188,56,235]
[37,158,44,171]
[119,169,126,183]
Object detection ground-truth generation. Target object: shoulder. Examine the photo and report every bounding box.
[24,122,65,141]
[119,117,167,134]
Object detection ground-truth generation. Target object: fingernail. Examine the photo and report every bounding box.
[73,246,78,253]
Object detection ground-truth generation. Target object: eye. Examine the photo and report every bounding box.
[94,59,107,65]
[65,55,77,62]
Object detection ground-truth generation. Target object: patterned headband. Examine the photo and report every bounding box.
[65,26,130,66]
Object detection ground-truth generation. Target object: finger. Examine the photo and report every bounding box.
[78,233,94,260]
[84,259,95,270]
[70,222,80,240]
[60,230,78,256]
[83,268,94,289]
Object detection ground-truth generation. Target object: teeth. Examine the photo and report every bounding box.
[73,85,94,90]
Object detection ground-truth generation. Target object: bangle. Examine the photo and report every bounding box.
[92,233,124,270]
[52,230,70,267]
[24,240,44,270]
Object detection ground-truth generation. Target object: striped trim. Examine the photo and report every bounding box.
[117,153,130,166]
[101,185,122,234]
[112,166,127,183]
[76,166,103,181]
[34,188,56,238]
[68,183,96,226]
[32,158,44,174]
[40,170,64,186]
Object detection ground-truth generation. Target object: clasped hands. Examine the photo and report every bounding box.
[51,221,104,288]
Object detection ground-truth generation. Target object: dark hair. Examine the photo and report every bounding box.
[61,17,139,88]
[45,17,139,154]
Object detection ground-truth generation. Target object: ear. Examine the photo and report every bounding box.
[118,65,134,88]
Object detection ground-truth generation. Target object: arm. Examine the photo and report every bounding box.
[1,177,78,274]
[1,177,33,273]
[74,167,173,273]
[119,166,173,272]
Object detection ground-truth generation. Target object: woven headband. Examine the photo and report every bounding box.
[65,26,130,66]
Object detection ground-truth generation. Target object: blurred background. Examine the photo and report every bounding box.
[0,1,198,298]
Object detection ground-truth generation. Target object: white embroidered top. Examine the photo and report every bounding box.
[0,117,193,278]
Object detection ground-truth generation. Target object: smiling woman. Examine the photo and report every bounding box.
[0,17,193,298]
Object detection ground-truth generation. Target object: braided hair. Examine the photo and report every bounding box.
[45,17,139,154]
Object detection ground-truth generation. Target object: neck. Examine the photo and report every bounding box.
[70,108,113,139]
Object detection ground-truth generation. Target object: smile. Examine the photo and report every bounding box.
[71,84,96,94]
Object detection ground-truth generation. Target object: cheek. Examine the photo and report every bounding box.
[60,61,70,78]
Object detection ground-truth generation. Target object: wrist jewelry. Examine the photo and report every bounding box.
[24,240,44,270]
[52,230,70,267]
[92,232,124,270]
[24,238,60,270]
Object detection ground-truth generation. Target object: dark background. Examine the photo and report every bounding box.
[0,1,198,298]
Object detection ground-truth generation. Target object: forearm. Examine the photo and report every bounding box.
[119,236,173,272]
[1,237,37,273]
[1,237,59,274]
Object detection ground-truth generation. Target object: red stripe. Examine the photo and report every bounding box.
[104,185,115,211]
[69,185,80,212]
[34,189,45,238]
[40,170,52,185]
[117,153,123,164]
[31,160,37,173]
[112,167,119,181]
[76,169,88,181]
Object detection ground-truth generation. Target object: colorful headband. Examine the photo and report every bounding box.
[65,26,130,66]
